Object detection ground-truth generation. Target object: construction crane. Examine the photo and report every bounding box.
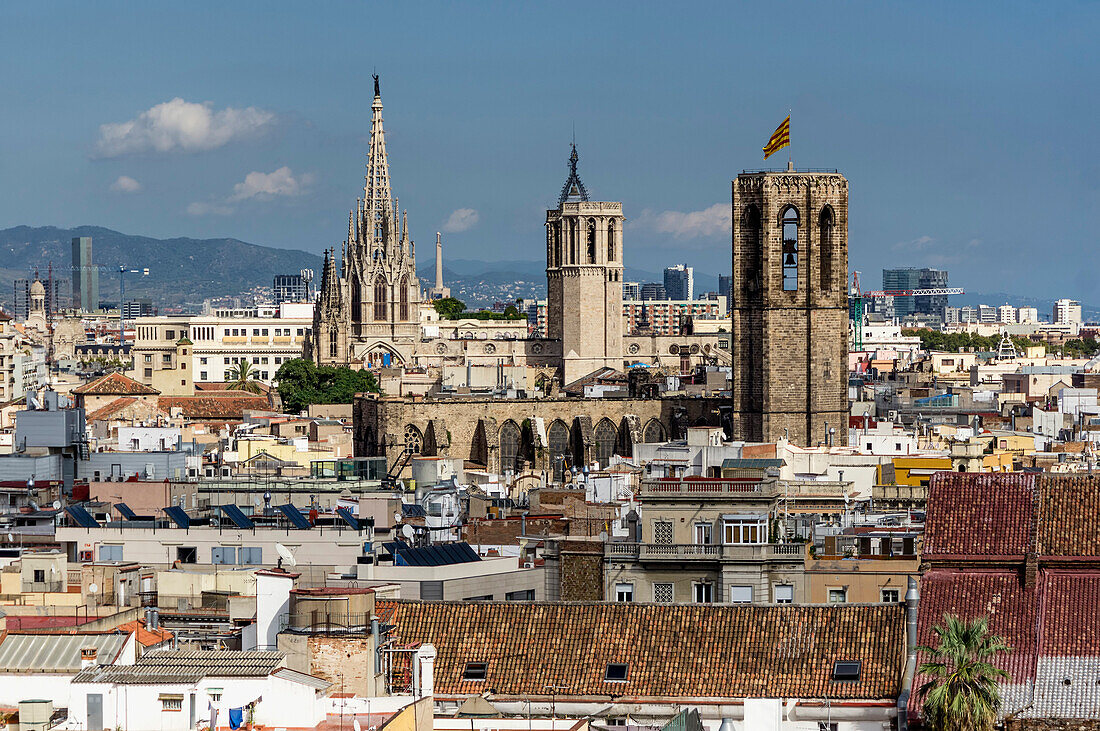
[72,264,150,344]
[849,270,964,351]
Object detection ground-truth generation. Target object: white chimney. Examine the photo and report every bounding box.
[80,647,98,669]
[255,569,298,651]
[415,644,437,698]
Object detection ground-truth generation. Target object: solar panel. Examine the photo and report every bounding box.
[218,504,255,530]
[832,661,861,681]
[115,503,138,520]
[276,504,312,530]
[65,504,101,529]
[163,506,191,529]
[335,507,360,530]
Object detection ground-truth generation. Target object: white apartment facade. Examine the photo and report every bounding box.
[1053,298,1083,326]
[131,304,313,386]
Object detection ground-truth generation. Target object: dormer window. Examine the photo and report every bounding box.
[605,663,628,682]
[462,662,487,681]
[832,660,861,682]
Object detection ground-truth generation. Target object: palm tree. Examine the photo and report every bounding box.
[227,360,262,394]
[917,614,1011,731]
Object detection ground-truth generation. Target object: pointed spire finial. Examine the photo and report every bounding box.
[373,74,380,98]
[558,141,589,205]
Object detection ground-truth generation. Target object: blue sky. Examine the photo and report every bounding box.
[1,2,1097,300]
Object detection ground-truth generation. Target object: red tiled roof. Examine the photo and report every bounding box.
[917,569,1038,681]
[377,600,904,700]
[158,394,270,420]
[925,473,1100,560]
[1035,474,1100,556]
[72,372,160,396]
[924,472,1035,558]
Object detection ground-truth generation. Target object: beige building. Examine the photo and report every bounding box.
[129,304,312,390]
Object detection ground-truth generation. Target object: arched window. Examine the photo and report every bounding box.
[607,220,616,261]
[594,418,617,468]
[399,276,410,321]
[819,206,835,293]
[548,420,571,482]
[781,206,799,291]
[351,278,362,323]
[587,218,597,263]
[403,425,423,456]
[554,222,562,267]
[743,205,762,297]
[643,419,666,444]
[499,421,522,474]
[569,219,577,264]
[373,276,387,320]
[328,327,338,358]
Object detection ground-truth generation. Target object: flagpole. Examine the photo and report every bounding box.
[788,108,792,168]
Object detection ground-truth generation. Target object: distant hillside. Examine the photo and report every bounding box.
[0,225,324,308]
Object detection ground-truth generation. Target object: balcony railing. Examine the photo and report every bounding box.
[23,580,65,593]
[638,479,767,498]
[605,542,806,562]
[280,612,373,635]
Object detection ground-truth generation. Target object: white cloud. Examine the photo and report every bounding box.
[109,175,142,193]
[443,208,479,233]
[187,166,312,216]
[186,201,234,217]
[636,203,731,239]
[94,98,276,157]
[892,235,935,252]
[229,166,313,201]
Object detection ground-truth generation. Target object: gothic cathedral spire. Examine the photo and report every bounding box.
[362,74,395,261]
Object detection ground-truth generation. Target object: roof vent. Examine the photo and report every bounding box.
[605,663,629,682]
[832,660,861,682]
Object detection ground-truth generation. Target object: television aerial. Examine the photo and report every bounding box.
[275,543,297,568]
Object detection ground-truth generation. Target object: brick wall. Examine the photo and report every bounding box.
[560,550,603,601]
[306,635,376,696]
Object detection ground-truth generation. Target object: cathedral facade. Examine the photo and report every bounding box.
[311,76,422,368]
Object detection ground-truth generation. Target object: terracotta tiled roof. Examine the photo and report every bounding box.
[116,619,174,648]
[377,600,904,700]
[158,394,270,420]
[924,472,1035,557]
[86,397,137,422]
[72,372,160,396]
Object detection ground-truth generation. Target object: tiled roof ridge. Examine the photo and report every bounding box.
[375,598,898,609]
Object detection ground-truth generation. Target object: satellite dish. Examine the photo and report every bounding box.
[393,512,403,524]
[88,583,98,595]
[401,524,414,540]
[275,543,297,567]
[6,534,12,543]
[52,500,61,511]
[353,721,361,731]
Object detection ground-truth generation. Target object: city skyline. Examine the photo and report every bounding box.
[1,2,1097,304]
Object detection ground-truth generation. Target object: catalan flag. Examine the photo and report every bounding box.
[763,115,790,160]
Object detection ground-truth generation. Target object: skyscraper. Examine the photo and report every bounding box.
[273,274,308,304]
[881,267,948,318]
[664,264,694,301]
[71,237,99,311]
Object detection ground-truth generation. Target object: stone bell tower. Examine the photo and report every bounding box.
[546,144,625,385]
[730,167,849,446]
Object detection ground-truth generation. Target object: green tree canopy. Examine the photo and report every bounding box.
[433,297,466,319]
[918,614,1011,731]
[274,358,381,413]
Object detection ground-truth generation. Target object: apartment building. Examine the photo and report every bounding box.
[130,304,312,387]
[1052,298,1083,325]
[622,298,727,336]
[0,313,46,404]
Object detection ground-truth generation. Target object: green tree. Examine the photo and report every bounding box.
[917,614,1011,731]
[503,304,520,318]
[227,360,262,394]
[275,358,380,413]
[433,297,466,319]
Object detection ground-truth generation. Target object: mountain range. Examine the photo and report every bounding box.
[4,225,1080,316]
